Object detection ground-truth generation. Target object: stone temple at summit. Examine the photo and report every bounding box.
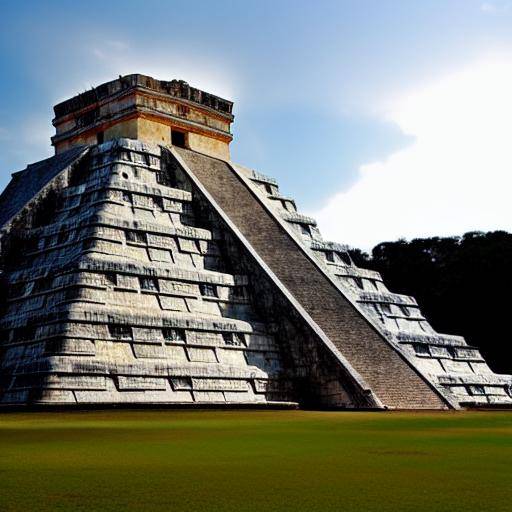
[0,74,510,409]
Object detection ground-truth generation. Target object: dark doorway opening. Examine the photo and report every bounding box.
[171,129,186,148]
[96,131,104,144]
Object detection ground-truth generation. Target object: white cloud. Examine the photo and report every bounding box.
[312,57,512,250]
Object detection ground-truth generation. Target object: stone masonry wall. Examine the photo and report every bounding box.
[0,140,302,406]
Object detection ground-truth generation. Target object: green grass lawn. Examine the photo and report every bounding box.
[0,409,511,512]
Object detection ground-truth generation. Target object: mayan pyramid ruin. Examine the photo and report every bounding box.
[0,74,510,409]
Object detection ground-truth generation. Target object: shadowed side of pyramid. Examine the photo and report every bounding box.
[0,145,88,229]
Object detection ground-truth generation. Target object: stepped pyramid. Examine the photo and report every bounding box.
[0,74,510,409]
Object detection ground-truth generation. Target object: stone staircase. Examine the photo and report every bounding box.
[174,148,449,409]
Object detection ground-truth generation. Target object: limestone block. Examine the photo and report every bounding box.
[159,296,188,312]
[224,391,255,402]
[94,226,124,241]
[162,198,183,213]
[470,362,494,375]
[159,280,197,296]
[214,349,247,366]
[117,376,167,390]
[133,208,155,222]
[54,339,96,356]
[252,379,290,394]
[56,325,95,340]
[186,331,223,347]
[193,391,224,402]
[119,246,148,262]
[44,375,106,390]
[132,343,165,359]
[442,360,473,373]
[190,254,203,269]
[164,346,188,362]
[192,300,221,316]
[430,346,452,358]
[95,339,134,361]
[177,237,199,254]
[455,348,482,360]
[484,385,507,396]
[186,347,218,363]
[132,194,153,209]
[85,240,124,256]
[413,357,445,374]
[116,275,139,289]
[148,248,173,263]
[147,233,175,249]
[108,291,159,310]
[215,286,229,301]
[173,252,195,268]
[192,378,248,391]
[132,328,163,343]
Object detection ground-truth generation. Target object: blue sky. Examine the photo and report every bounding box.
[2,0,512,248]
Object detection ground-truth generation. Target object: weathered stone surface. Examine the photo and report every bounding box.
[233,163,512,408]
[51,74,233,160]
[1,75,510,409]
[0,140,304,407]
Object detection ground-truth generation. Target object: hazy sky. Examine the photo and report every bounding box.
[1,0,512,248]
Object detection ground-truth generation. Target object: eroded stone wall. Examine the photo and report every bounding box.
[0,140,296,406]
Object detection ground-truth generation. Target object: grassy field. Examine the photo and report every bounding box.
[0,410,511,512]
